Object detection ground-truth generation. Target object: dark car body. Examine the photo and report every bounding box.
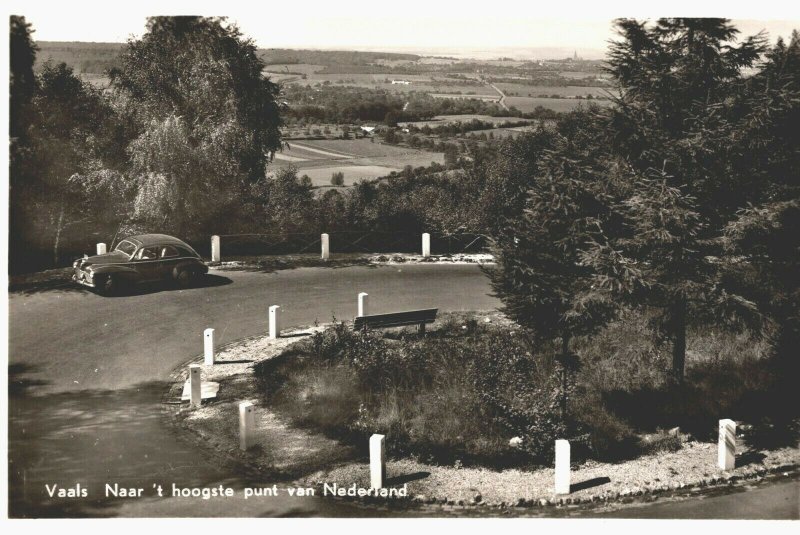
[73,234,208,294]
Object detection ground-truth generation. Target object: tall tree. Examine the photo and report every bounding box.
[487,112,619,416]
[9,15,37,140]
[110,16,283,237]
[9,16,39,270]
[28,62,113,265]
[589,18,770,382]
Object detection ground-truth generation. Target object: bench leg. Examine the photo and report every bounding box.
[419,323,426,334]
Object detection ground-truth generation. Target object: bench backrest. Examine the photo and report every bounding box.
[353,308,438,330]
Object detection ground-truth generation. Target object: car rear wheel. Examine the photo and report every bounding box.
[174,268,196,288]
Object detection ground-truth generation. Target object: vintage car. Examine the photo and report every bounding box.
[73,234,209,294]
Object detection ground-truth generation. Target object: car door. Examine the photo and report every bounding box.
[133,246,162,281]
[157,245,182,279]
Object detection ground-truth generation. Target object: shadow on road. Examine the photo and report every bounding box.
[9,272,234,297]
[101,274,233,297]
[386,471,431,487]
[571,476,611,493]
[7,376,384,518]
[9,362,50,396]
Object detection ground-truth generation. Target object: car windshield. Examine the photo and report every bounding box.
[114,240,137,258]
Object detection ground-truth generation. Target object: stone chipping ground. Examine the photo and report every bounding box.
[299,444,799,507]
[168,320,800,508]
[168,325,361,479]
[213,252,495,272]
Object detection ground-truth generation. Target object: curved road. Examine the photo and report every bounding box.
[8,264,499,517]
[8,265,799,518]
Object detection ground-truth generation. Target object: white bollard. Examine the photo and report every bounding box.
[422,233,431,257]
[239,402,256,451]
[370,434,386,489]
[358,292,369,317]
[321,233,330,260]
[555,439,571,494]
[718,419,736,470]
[211,235,221,263]
[189,365,202,408]
[96,243,107,255]
[269,305,281,339]
[204,328,215,365]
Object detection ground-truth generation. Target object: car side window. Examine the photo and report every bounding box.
[160,245,179,258]
[136,246,159,260]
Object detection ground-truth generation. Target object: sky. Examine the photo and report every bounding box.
[6,1,800,60]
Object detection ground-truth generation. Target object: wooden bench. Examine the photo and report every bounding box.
[353,308,438,333]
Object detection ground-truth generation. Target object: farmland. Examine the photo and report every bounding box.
[270,138,444,186]
[505,95,612,112]
[36,41,615,117]
[34,40,615,166]
[271,71,498,96]
[398,114,538,128]
[494,82,612,98]
[462,126,540,139]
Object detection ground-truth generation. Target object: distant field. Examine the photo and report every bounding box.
[505,96,612,113]
[80,73,111,89]
[495,83,612,98]
[483,59,527,67]
[464,126,538,139]
[271,138,444,186]
[430,93,500,101]
[284,73,494,95]
[561,71,611,80]
[300,139,432,159]
[292,165,400,186]
[263,63,325,74]
[399,114,537,128]
[417,57,458,65]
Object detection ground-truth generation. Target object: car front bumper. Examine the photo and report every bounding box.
[73,270,95,288]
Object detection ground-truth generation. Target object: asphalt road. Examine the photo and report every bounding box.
[8,264,499,517]
[8,264,799,518]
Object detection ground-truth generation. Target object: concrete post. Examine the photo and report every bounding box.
[370,434,386,489]
[189,365,202,408]
[422,233,431,257]
[96,243,107,255]
[718,419,736,470]
[211,235,221,263]
[321,233,330,260]
[203,328,215,365]
[555,439,570,494]
[269,305,281,339]
[239,402,256,451]
[358,292,369,317]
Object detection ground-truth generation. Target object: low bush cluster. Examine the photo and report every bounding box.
[258,319,568,466]
[256,313,795,469]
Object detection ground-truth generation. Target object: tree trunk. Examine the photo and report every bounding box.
[671,297,687,384]
[560,332,571,420]
[53,204,65,267]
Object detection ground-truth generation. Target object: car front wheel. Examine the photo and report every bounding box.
[95,274,117,296]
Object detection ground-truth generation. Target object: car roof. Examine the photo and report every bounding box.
[125,234,194,248]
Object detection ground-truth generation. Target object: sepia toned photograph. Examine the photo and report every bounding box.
[3,0,799,526]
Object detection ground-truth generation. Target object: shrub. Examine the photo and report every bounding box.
[256,312,792,468]
[257,319,566,466]
[330,171,345,186]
